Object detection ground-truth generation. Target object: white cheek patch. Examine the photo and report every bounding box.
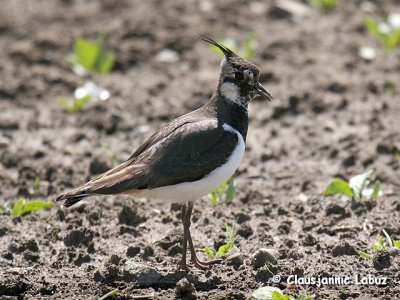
[220,81,248,108]
[244,70,254,82]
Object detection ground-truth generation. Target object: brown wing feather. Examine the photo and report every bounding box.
[56,117,239,206]
[56,108,215,205]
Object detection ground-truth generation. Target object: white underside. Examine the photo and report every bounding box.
[137,123,245,202]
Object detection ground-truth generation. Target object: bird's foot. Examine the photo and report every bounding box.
[177,262,190,272]
[190,257,222,270]
[177,258,222,271]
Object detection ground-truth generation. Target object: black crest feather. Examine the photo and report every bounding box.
[200,35,234,58]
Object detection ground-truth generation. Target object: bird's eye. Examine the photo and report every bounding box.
[235,71,244,80]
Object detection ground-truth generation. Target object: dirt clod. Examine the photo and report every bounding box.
[251,248,279,269]
[126,246,141,257]
[123,261,161,287]
[118,206,146,227]
[331,241,358,257]
[23,251,39,262]
[388,247,400,257]
[373,250,391,270]
[175,278,195,299]
[237,223,253,238]
[64,228,94,248]
[325,203,347,216]
[226,253,244,269]
[89,156,111,176]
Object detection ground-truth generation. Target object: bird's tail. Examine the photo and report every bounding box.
[56,187,90,207]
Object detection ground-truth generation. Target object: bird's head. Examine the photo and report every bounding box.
[202,36,272,107]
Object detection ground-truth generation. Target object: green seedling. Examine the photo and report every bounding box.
[208,32,258,60]
[308,0,336,9]
[383,81,394,95]
[203,223,237,259]
[324,170,382,202]
[11,197,54,217]
[364,15,400,50]
[68,37,115,75]
[208,176,236,205]
[33,176,40,194]
[58,95,90,113]
[98,289,119,300]
[249,286,314,300]
[359,229,400,259]
[395,151,400,167]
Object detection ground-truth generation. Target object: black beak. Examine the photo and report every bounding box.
[254,83,273,101]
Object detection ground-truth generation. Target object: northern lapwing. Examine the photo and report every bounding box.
[56,36,272,271]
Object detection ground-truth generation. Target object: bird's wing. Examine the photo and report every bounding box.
[79,118,239,195]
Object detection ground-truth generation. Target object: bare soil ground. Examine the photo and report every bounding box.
[0,0,399,299]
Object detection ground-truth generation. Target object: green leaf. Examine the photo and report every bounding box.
[371,236,385,251]
[349,171,372,201]
[250,287,284,300]
[242,32,258,59]
[98,289,119,300]
[74,95,91,111]
[58,95,90,113]
[33,176,40,193]
[297,294,314,300]
[225,177,236,204]
[393,240,400,248]
[23,201,54,213]
[224,223,237,242]
[11,198,54,217]
[396,152,400,166]
[364,18,389,49]
[71,37,115,74]
[218,241,233,257]
[364,16,400,50]
[387,28,400,49]
[208,177,234,205]
[371,180,381,199]
[359,251,373,259]
[11,198,25,217]
[208,192,218,205]
[323,179,353,198]
[95,51,115,75]
[74,38,99,70]
[203,246,217,259]
[271,291,291,300]
[364,17,380,38]
[309,0,336,9]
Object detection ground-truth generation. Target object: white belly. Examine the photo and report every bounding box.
[138,123,245,202]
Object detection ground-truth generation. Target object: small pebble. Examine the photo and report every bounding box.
[126,246,140,257]
[175,277,195,297]
[118,206,146,227]
[331,241,357,257]
[251,248,279,269]
[388,247,400,257]
[237,223,253,238]
[373,250,391,270]
[325,203,346,216]
[226,253,244,268]
[155,49,179,63]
